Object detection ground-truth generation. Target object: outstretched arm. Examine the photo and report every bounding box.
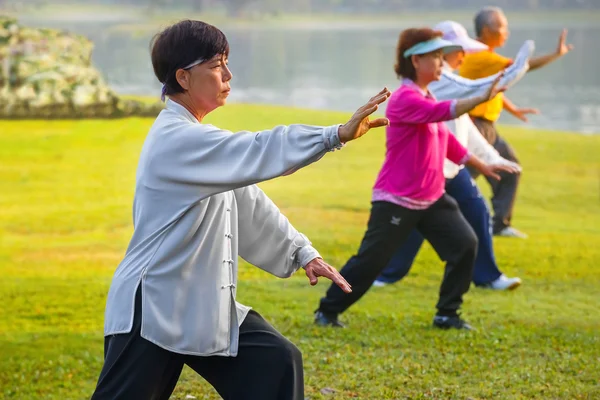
[502,96,539,123]
[387,75,506,125]
[529,29,573,71]
[150,89,390,200]
[431,40,534,100]
[453,72,508,117]
[150,122,343,199]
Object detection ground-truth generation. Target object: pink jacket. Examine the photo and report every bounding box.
[372,80,469,209]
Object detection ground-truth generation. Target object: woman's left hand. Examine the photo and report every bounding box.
[555,29,574,57]
[512,107,540,122]
[304,258,352,293]
[480,163,521,181]
[337,87,391,143]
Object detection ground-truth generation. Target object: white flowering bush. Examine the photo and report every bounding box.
[0,16,164,119]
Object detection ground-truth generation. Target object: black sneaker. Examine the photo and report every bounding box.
[314,311,345,328]
[433,315,474,330]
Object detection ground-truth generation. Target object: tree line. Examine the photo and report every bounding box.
[4,0,600,17]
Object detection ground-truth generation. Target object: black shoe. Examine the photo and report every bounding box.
[433,315,474,330]
[314,311,345,328]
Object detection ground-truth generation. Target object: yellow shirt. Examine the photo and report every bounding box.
[458,50,513,122]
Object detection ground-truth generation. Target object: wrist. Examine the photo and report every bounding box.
[476,94,488,105]
[337,125,347,144]
[302,256,321,269]
[325,125,344,151]
[297,244,321,269]
[467,154,483,170]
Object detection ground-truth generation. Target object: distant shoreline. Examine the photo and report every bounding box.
[6,6,600,32]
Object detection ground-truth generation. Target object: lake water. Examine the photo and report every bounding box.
[21,17,600,134]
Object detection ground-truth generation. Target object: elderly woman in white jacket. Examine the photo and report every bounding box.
[375,21,533,293]
[90,20,390,400]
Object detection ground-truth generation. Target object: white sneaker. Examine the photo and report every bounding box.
[372,280,388,287]
[486,274,522,290]
[495,226,528,239]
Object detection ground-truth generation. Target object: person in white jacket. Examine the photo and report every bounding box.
[90,20,391,400]
[375,21,532,292]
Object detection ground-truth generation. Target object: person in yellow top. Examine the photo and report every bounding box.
[459,6,573,238]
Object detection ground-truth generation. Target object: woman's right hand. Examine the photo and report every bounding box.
[479,162,521,181]
[481,72,508,102]
[304,257,352,293]
[456,74,509,117]
[466,154,521,181]
[501,160,522,173]
[338,88,391,143]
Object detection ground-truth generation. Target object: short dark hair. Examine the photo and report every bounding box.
[151,20,229,97]
[394,28,443,81]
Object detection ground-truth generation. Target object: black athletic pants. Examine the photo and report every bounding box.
[318,196,477,317]
[91,288,304,400]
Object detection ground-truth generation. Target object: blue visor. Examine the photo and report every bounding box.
[403,37,463,58]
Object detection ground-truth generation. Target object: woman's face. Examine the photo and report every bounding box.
[444,49,466,70]
[413,49,444,83]
[176,54,232,114]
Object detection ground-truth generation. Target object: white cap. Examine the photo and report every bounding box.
[434,20,488,53]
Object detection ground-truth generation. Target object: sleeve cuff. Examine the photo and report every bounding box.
[297,245,321,268]
[323,124,345,152]
[497,157,522,172]
[449,99,458,119]
[458,152,471,165]
[490,153,506,166]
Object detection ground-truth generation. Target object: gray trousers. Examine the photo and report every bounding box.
[91,287,304,400]
[469,117,521,234]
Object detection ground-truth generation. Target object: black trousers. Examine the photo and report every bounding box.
[318,195,477,317]
[91,288,304,400]
[470,117,521,234]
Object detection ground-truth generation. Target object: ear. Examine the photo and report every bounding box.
[411,55,419,70]
[480,25,490,39]
[175,69,190,91]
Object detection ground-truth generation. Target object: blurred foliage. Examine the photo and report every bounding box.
[0,16,164,119]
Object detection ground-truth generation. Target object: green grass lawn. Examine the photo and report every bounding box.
[1,104,599,399]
